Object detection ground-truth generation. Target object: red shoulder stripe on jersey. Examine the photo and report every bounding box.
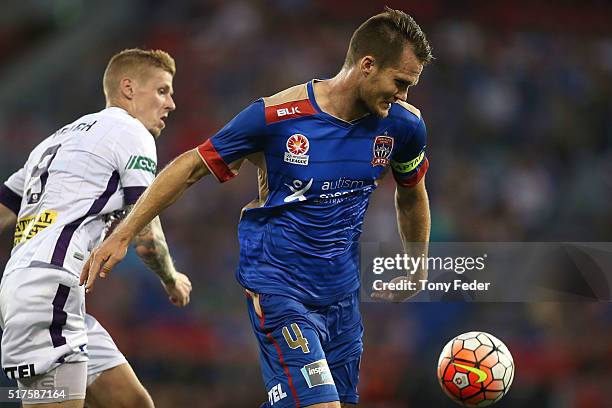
[393,157,429,188]
[265,99,316,125]
[197,139,235,183]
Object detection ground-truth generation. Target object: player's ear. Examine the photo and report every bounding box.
[360,56,376,77]
[118,77,135,100]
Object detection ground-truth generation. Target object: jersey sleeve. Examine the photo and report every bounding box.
[111,126,158,205]
[390,117,429,188]
[0,167,26,215]
[197,100,265,183]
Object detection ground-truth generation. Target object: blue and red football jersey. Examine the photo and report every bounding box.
[198,80,428,305]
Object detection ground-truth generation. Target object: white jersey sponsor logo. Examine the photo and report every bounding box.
[267,383,287,405]
[283,179,313,203]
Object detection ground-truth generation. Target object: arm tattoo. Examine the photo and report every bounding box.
[131,213,177,284]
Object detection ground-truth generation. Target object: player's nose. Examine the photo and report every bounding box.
[395,88,408,102]
[167,95,176,112]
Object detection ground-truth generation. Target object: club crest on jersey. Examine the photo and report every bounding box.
[284,134,310,166]
[371,136,394,166]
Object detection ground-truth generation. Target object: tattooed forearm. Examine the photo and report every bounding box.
[133,216,177,284]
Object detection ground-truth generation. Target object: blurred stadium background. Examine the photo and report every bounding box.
[0,0,611,407]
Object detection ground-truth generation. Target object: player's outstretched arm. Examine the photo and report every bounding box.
[372,177,431,302]
[0,203,17,235]
[80,148,209,292]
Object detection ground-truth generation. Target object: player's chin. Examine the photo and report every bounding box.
[373,102,391,118]
[375,109,390,119]
[149,125,163,138]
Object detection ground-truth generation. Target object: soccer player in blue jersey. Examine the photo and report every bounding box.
[81,7,432,407]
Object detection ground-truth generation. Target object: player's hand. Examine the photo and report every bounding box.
[370,275,420,303]
[79,234,130,293]
[161,272,192,307]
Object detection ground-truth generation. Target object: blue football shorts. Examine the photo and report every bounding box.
[246,290,363,407]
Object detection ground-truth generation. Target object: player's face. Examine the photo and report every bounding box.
[360,46,423,118]
[130,68,176,138]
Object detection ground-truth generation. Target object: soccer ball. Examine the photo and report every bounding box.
[437,331,514,406]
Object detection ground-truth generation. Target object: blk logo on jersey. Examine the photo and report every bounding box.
[284,134,310,166]
[277,106,300,117]
[371,136,394,166]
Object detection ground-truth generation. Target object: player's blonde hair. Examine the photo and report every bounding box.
[103,48,176,101]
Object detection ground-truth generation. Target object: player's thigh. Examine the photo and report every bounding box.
[247,292,340,408]
[324,293,363,405]
[85,363,153,408]
[83,314,128,391]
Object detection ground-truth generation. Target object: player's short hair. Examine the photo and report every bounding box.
[344,7,433,68]
[103,48,176,100]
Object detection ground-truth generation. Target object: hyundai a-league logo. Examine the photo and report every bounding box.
[284,134,310,166]
[371,135,394,166]
[287,134,309,155]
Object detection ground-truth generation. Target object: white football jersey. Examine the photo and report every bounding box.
[1,107,156,277]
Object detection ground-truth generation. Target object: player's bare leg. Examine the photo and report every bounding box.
[304,402,354,408]
[23,401,83,408]
[85,363,154,408]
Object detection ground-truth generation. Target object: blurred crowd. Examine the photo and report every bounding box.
[0,0,610,406]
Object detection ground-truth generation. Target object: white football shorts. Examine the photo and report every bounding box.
[0,266,127,386]
[84,313,127,385]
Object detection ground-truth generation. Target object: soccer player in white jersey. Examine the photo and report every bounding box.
[0,49,192,408]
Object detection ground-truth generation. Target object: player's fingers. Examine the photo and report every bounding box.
[80,257,92,285]
[174,292,188,307]
[99,262,113,279]
[99,254,121,278]
[84,253,106,293]
[85,251,112,292]
[175,296,188,307]
[85,266,99,293]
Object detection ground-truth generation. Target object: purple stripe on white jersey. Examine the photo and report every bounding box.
[50,284,70,348]
[0,184,22,215]
[123,186,147,205]
[51,171,120,267]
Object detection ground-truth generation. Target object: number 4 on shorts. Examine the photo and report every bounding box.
[282,323,310,353]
